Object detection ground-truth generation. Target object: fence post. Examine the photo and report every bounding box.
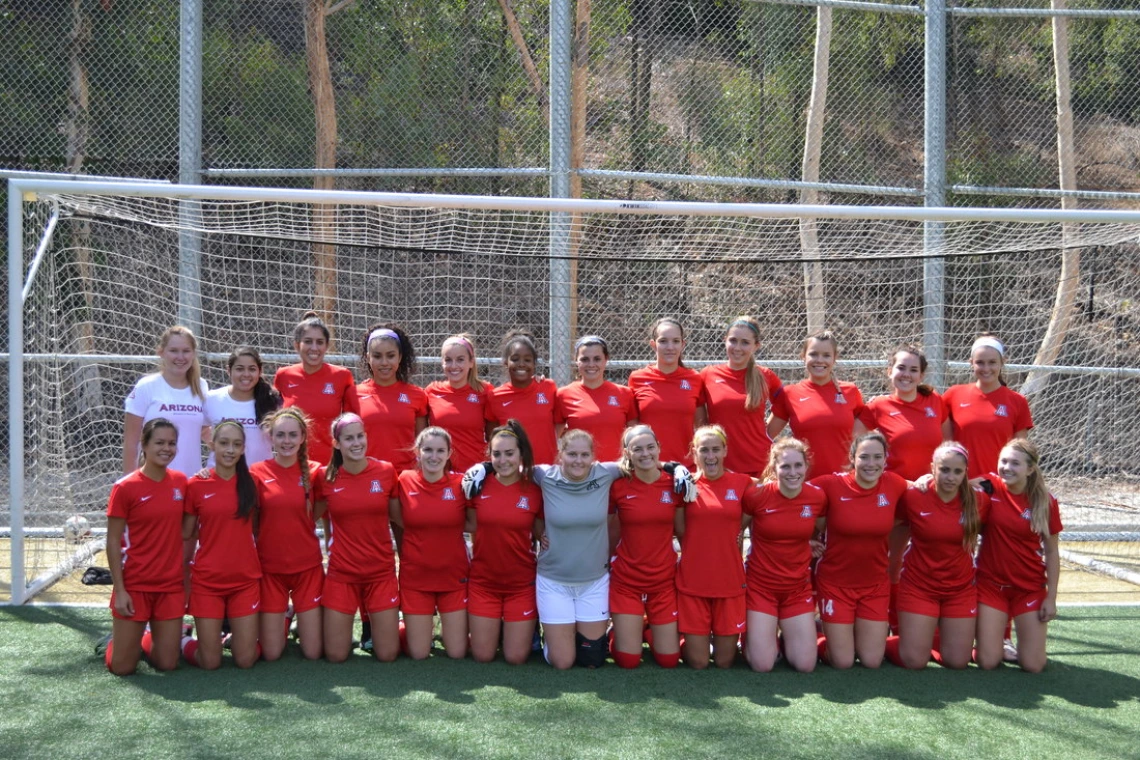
[8,185,26,603]
[924,0,947,387]
[178,0,203,335]
[549,0,573,385]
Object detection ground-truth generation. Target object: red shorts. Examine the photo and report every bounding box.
[976,577,1047,618]
[467,580,537,623]
[609,577,678,627]
[401,586,467,616]
[896,579,977,619]
[188,580,261,620]
[677,591,746,637]
[816,577,889,625]
[322,575,400,616]
[110,589,185,622]
[746,577,816,619]
[260,566,325,614]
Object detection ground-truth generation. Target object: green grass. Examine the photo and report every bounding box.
[2,607,1139,760]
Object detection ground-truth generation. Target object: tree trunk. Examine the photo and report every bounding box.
[304,0,344,322]
[496,0,549,124]
[67,0,104,421]
[1024,0,1079,395]
[798,6,831,334]
[629,0,655,176]
[568,0,591,343]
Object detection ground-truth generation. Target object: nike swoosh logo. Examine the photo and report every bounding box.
[390,596,399,603]
[523,609,535,616]
[202,493,215,500]
[251,602,259,610]
[264,478,276,484]
[765,508,778,513]
[799,397,811,402]
[889,411,903,416]
[805,597,813,604]
[625,494,637,500]
[502,401,513,406]
[408,491,419,496]
[839,496,853,501]
[920,511,933,517]
[672,611,678,616]
[139,495,152,502]
[735,622,745,629]
[333,487,346,493]
[959,403,971,408]
[969,608,977,614]
[288,383,300,388]
[1026,600,1040,608]
[313,596,322,603]
[480,494,492,500]
[715,379,726,383]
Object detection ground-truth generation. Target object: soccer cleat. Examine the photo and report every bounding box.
[94,632,112,657]
[1002,638,1018,663]
[182,621,194,639]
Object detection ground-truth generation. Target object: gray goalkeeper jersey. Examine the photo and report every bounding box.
[534,462,622,584]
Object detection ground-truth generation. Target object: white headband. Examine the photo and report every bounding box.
[971,336,1005,357]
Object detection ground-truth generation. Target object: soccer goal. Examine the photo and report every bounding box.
[5,177,1140,603]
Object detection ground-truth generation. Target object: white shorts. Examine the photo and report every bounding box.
[536,573,610,625]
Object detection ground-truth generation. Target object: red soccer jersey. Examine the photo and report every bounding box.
[700,363,784,476]
[106,470,187,592]
[976,476,1062,591]
[314,459,399,583]
[357,379,428,472]
[249,458,323,575]
[556,381,636,462]
[942,384,1034,478]
[858,392,945,481]
[771,379,864,479]
[273,363,361,465]
[897,486,991,595]
[609,472,679,592]
[676,472,753,598]
[184,471,261,592]
[397,470,470,592]
[425,381,488,472]
[744,481,827,591]
[627,365,704,466]
[484,378,559,465]
[814,471,908,588]
[468,478,544,591]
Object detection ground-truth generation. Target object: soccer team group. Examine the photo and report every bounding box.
[103,312,1061,676]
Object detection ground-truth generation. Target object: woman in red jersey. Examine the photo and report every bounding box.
[392,427,470,660]
[701,316,783,477]
[467,420,544,665]
[313,413,401,663]
[250,407,324,661]
[974,439,1061,673]
[356,323,427,474]
[812,431,908,669]
[628,318,706,467]
[273,312,361,466]
[182,420,261,669]
[556,335,637,462]
[104,418,187,675]
[484,330,559,465]
[675,425,755,669]
[768,330,864,479]
[942,334,1033,479]
[743,438,826,673]
[608,424,681,670]
[425,334,488,473]
[889,442,988,670]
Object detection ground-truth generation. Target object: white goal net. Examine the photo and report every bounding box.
[5,179,1139,603]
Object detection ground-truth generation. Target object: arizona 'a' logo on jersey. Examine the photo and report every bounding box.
[467,393,479,404]
[370,480,383,493]
[442,487,457,501]
[607,395,620,407]
[835,392,847,404]
[322,382,335,395]
[801,505,814,518]
[679,380,692,391]
[925,406,937,418]
[725,489,739,501]
[659,491,674,505]
[877,494,890,507]
[536,393,550,405]
[1021,508,1032,521]
[516,496,531,510]
[172,488,184,501]
[995,404,1009,417]
[397,393,410,404]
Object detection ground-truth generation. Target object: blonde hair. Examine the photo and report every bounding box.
[1003,439,1052,537]
[726,316,769,411]
[262,407,313,514]
[690,425,728,477]
[761,437,810,483]
[618,424,659,478]
[933,442,980,551]
[558,428,595,458]
[157,325,204,401]
[442,333,484,393]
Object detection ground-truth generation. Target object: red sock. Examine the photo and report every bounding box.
[104,640,115,672]
[255,643,263,661]
[1003,621,1012,639]
[139,630,154,658]
[398,620,409,657]
[888,582,900,635]
[816,634,829,664]
[884,635,904,668]
[612,649,641,669]
[930,647,944,666]
[652,650,680,669]
[181,636,200,667]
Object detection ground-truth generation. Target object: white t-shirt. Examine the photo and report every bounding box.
[124,373,209,477]
[204,386,273,466]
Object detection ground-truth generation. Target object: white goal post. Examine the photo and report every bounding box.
[6,177,1140,603]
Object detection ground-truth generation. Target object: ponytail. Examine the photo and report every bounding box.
[262,407,313,515]
[324,412,364,484]
[727,316,768,411]
[490,419,536,486]
[234,453,257,521]
[1005,439,1052,537]
[890,344,934,397]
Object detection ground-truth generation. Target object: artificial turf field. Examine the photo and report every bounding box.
[1,606,1138,760]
